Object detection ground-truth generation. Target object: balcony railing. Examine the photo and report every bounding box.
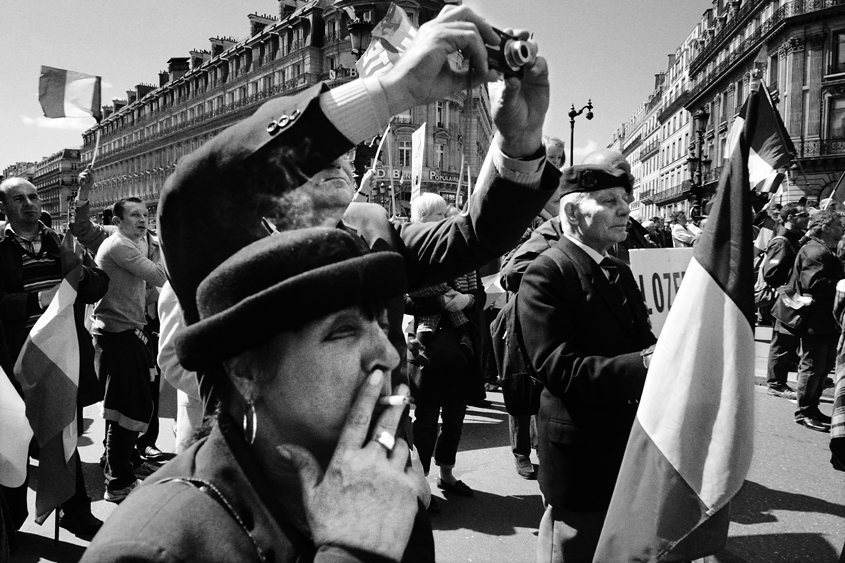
[653,183,690,205]
[796,137,845,158]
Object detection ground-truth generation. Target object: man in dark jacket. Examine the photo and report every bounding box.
[0,177,109,538]
[764,202,809,399]
[517,165,656,562]
[789,209,844,432]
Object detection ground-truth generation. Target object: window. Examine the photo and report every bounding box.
[769,54,779,89]
[831,98,845,138]
[436,101,447,127]
[834,31,845,73]
[398,140,412,167]
[736,79,744,109]
[436,144,445,169]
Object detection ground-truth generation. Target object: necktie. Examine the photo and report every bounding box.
[600,257,628,311]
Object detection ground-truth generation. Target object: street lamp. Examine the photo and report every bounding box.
[348,14,376,187]
[349,18,373,59]
[686,107,711,221]
[568,100,594,166]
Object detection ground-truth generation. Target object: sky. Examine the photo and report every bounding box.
[0,0,707,170]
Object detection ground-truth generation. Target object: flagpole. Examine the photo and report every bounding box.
[353,123,390,202]
[386,129,397,218]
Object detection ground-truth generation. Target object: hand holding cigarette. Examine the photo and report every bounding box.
[277,370,417,561]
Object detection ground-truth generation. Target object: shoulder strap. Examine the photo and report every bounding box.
[512,294,540,382]
[156,477,271,563]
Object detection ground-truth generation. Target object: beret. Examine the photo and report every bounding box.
[175,227,407,371]
[559,165,632,197]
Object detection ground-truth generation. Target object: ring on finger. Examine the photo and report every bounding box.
[375,431,395,452]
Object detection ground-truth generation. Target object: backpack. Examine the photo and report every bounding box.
[753,235,795,309]
[489,292,543,416]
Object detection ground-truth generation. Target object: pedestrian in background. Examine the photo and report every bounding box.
[786,210,844,432]
[764,203,809,399]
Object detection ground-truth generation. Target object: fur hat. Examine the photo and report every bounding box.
[175,227,406,371]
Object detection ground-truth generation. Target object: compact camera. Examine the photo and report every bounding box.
[486,27,538,78]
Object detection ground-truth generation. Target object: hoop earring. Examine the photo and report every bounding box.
[243,399,258,445]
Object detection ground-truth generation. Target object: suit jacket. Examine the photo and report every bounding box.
[517,236,656,512]
[159,82,559,397]
[82,413,434,563]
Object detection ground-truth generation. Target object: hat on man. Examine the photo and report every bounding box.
[175,227,407,371]
[559,165,632,198]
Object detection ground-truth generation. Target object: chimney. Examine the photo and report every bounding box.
[210,37,237,58]
[189,49,211,69]
[279,0,298,18]
[159,71,169,87]
[249,13,276,36]
[654,72,665,89]
[136,84,155,100]
[168,57,190,83]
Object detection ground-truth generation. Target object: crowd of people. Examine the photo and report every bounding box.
[0,4,842,563]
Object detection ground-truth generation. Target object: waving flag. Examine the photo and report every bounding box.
[0,369,33,488]
[725,81,794,188]
[593,83,758,562]
[356,3,417,78]
[39,66,102,121]
[14,233,83,523]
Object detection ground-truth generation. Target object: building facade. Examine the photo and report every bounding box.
[32,149,81,231]
[613,0,845,221]
[80,0,491,225]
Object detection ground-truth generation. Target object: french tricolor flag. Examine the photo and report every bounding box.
[39,65,101,121]
[593,82,760,562]
[725,82,794,190]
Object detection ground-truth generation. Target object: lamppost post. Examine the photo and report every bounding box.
[686,107,711,221]
[568,100,594,166]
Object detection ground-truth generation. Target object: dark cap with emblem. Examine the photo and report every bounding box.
[174,227,407,371]
[559,165,632,198]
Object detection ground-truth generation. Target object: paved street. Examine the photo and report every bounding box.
[11,327,845,563]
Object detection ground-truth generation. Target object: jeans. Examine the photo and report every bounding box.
[509,414,537,457]
[767,321,798,386]
[795,333,836,419]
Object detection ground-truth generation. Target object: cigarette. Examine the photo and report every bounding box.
[378,395,414,406]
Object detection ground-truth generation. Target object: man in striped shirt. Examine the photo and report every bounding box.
[0,177,109,540]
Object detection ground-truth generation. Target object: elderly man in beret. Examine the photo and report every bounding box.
[157,5,560,410]
[515,165,657,562]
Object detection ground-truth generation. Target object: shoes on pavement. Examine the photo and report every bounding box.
[426,496,441,514]
[799,417,831,433]
[824,377,836,389]
[134,460,161,479]
[767,384,797,400]
[484,383,501,392]
[514,455,536,480]
[104,479,141,504]
[139,445,175,463]
[805,408,832,425]
[469,398,492,408]
[59,510,103,537]
[437,478,474,497]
